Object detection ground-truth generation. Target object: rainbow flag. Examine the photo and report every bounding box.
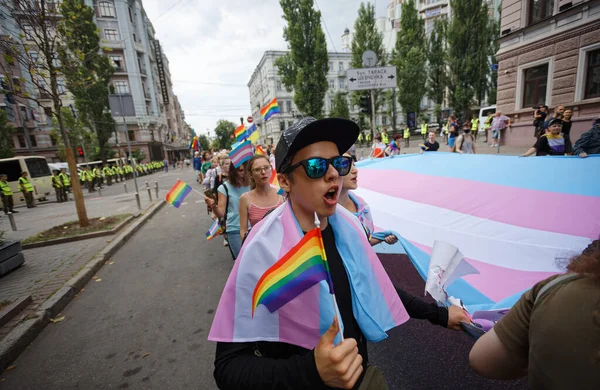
[165,180,192,208]
[252,228,333,316]
[228,140,253,168]
[206,219,224,241]
[255,145,266,156]
[269,168,284,195]
[260,98,280,121]
[190,136,199,151]
[234,124,247,141]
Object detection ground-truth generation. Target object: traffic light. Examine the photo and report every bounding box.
[77,147,83,156]
[359,94,372,115]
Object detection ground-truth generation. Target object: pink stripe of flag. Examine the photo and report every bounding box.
[229,140,254,168]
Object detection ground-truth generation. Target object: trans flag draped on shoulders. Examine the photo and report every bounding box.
[354,153,600,313]
[208,202,409,350]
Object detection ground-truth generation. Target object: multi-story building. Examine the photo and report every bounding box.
[0,0,189,163]
[496,0,600,147]
[248,51,365,146]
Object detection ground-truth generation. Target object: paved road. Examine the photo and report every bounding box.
[0,167,526,389]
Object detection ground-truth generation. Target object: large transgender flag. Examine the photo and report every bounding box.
[354,153,600,312]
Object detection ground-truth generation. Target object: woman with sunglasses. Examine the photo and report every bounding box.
[238,155,285,240]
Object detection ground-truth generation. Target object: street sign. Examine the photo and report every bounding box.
[347,66,397,91]
[247,116,253,123]
[362,50,377,68]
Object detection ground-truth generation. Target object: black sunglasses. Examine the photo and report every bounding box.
[284,156,353,179]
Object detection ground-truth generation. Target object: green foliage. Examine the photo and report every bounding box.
[487,6,500,105]
[210,138,221,151]
[0,110,15,159]
[50,108,96,161]
[391,0,427,118]
[198,134,210,151]
[350,2,387,123]
[131,149,146,163]
[447,0,493,118]
[58,0,115,163]
[214,119,236,150]
[427,18,447,125]
[275,0,328,118]
[329,92,350,119]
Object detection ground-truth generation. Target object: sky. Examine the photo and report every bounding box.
[142,0,389,137]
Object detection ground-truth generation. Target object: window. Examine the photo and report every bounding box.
[98,1,116,17]
[279,120,285,131]
[286,101,292,113]
[288,121,293,128]
[104,29,119,41]
[523,64,548,107]
[0,160,21,181]
[29,135,37,147]
[109,55,124,71]
[17,135,26,148]
[133,32,137,42]
[51,135,57,146]
[339,62,343,71]
[329,62,333,71]
[276,81,282,91]
[382,116,388,125]
[113,80,129,94]
[20,106,28,122]
[339,79,345,89]
[25,158,51,177]
[529,0,553,25]
[128,6,135,23]
[57,79,66,94]
[30,51,39,65]
[52,52,61,68]
[23,25,34,41]
[329,79,334,89]
[128,130,136,141]
[585,49,600,99]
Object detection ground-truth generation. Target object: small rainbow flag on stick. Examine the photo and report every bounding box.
[252,220,334,317]
[255,145,266,156]
[229,140,254,168]
[234,124,247,141]
[165,180,192,208]
[260,98,280,122]
[206,219,224,241]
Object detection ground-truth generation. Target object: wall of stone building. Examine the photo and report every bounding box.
[496,21,600,147]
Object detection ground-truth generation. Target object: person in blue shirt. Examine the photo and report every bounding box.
[193,151,202,183]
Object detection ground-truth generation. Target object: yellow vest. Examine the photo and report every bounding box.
[403,128,410,138]
[0,181,12,196]
[19,177,34,192]
[381,133,389,144]
[58,172,70,186]
[52,175,63,188]
[420,123,428,134]
[471,118,479,131]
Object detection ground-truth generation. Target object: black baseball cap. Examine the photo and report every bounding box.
[548,118,563,127]
[275,117,359,172]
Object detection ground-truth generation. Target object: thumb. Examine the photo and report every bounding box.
[319,317,340,347]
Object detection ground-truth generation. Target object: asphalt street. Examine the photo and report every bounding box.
[0,168,527,389]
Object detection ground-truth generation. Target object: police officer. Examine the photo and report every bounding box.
[102,164,112,186]
[84,166,95,193]
[93,166,103,188]
[420,121,428,141]
[404,125,411,147]
[52,170,66,203]
[0,174,17,214]
[19,171,35,208]
[59,168,71,198]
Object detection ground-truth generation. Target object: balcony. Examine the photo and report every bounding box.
[113,67,127,75]
[101,39,125,49]
[133,41,145,53]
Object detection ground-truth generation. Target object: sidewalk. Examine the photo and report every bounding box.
[0,170,179,342]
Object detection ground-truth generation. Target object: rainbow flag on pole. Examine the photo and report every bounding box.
[206,219,224,241]
[260,98,280,121]
[165,180,192,208]
[229,140,254,168]
[234,124,247,141]
[252,228,333,316]
[255,145,266,156]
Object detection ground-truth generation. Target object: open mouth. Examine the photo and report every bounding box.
[323,186,339,205]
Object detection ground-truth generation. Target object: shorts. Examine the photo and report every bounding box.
[492,129,501,139]
[448,137,456,147]
[195,170,201,175]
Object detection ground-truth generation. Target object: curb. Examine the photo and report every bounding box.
[21,215,136,250]
[0,200,165,371]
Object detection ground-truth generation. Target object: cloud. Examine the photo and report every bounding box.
[143,0,390,136]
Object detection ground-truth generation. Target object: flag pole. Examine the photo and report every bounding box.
[176,177,210,200]
[314,212,344,342]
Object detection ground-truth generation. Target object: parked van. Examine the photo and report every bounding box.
[478,105,497,133]
[0,156,53,206]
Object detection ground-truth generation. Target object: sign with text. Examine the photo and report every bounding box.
[347,66,397,91]
[154,40,169,105]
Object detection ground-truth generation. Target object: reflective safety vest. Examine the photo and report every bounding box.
[58,172,70,186]
[381,133,389,145]
[403,128,410,138]
[0,181,12,196]
[420,123,428,135]
[83,171,93,182]
[111,167,119,175]
[52,175,63,188]
[358,133,363,142]
[483,116,493,129]
[471,118,479,131]
[93,168,101,177]
[117,167,124,175]
[103,167,112,176]
[19,177,34,192]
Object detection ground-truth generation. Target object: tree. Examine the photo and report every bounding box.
[275,0,328,118]
[198,134,210,151]
[427,18,447,125]
[131,149,146,162]
[350,2,387,129]
[0,0,89,226]
[58,0,115,164]
[214,119,236,150]
[0,110,15,158]
[329,92,350,119]
[50,108,95,161]
[487,6,500,105]
[447,0,491,120]
[391,0,427,121]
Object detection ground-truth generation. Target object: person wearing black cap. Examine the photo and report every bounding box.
[521,118,565,157]
[572,118,600,158]
[212,117,410,390]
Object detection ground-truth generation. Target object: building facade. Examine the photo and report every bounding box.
[496,0,600,147]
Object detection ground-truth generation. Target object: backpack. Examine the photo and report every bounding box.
[533,273,582,306]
